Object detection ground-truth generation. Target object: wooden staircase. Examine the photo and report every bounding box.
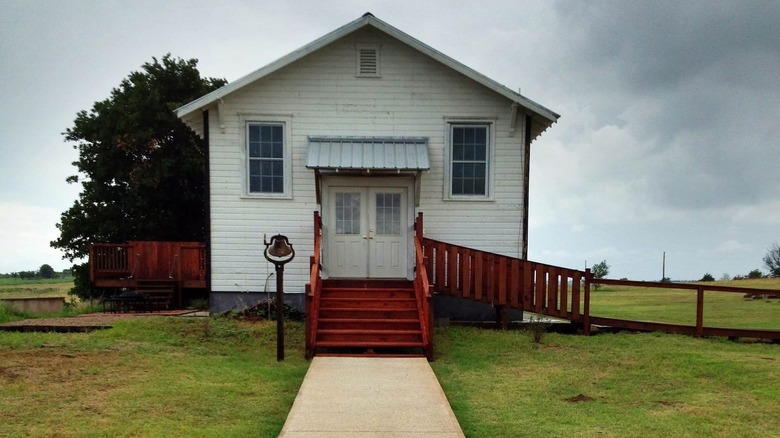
[134,279,177,310]
[312,280,426,357]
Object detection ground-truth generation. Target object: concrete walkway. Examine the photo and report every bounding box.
[279,357,465,437]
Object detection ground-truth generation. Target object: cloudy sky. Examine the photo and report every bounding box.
[1,0,778,280]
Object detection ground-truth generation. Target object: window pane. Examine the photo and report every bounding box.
[249,126,260,142]
[250,176,261,192]
[452,178,463,195]
[453,144,464,161]
[475,145,486,161]
[272,142,283,158]
[376,193,400,236]
[474,176,486,195]
[336,193,360,235]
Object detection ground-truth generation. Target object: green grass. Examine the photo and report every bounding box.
[0,276,74,298]
[0,300,102,324]
[0,317,309,437]
[432,326,780,438]
[2,311,778,437]
[588,278,780,330]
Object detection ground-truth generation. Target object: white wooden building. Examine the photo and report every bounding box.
[176,13,559,311]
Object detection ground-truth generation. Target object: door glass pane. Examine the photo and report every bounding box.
[335,193,360,235]
[375,193,401,235]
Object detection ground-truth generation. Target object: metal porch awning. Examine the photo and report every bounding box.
[306,136,430,171]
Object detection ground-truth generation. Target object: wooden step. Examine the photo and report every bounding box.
[314,340,425,348]
[317,329,422,343]
[319,297,417,309]
[322,279,413,289]
[317,318,421,331]
[321,287,415,299]
[317,308,419,320]
[132,279,176,310]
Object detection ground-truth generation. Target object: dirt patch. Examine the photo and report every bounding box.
[565,394,595,403]
[657,400,680,407]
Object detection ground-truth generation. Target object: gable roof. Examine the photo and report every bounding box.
[176,13,559,140]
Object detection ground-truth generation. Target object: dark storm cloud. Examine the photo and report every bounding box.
[544,0,780,211]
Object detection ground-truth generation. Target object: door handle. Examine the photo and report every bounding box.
[363,229,374,240]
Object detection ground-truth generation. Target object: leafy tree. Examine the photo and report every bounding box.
[591,260,609,279]
[700,273,715,282]
[764,242,780,278]
[39,264,55,279]
[747,269,763,279]
[51,55,226,298]
[590,260,609,290]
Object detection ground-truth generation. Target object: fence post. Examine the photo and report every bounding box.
[696,286,704,337]
[583,268,592,335]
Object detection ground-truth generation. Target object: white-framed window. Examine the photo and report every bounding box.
[445,122,493,199]
[244,117,292,198]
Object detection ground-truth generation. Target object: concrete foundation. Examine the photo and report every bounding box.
[209,290,521,322]
[1,297,66,314]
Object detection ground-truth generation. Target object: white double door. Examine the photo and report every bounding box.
[326,184,408,278]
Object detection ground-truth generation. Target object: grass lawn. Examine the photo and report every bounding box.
[588,278,780,330]
[3,317,777,438]
[2,277,778,437]
[0,317,308,437]
[0,277,74,299]
[432,326,780,438]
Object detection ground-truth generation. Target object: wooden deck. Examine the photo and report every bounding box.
[90,241,206,309]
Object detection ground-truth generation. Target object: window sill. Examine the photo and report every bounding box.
[443,196,495,202]
[240,193,294,200]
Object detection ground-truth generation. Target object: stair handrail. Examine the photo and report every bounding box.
[306,211,324,359]
[414,213,433,360]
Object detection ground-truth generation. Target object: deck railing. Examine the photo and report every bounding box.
[421,237,587,327]
[420,236,779,340]
[413,213,433,360]
[89,241,206,287]
[90,244,133,280]
[305,211,324,359]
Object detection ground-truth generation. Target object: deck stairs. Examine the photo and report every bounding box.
[313,279,425,357]
[134,279,177,310]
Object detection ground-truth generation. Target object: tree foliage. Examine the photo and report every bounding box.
[590,260,609,290]
[591,260,610,279]
[700,273,715,282]
[764,242,780,278]
[51,55,225,297]
[39,264,55,279]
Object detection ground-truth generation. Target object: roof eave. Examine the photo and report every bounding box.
[176,13,560,126]
[176,15,375,118]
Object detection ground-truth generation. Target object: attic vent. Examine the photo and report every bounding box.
[356,44,380,77]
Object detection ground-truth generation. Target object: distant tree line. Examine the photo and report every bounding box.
[0,265,71,279]
[700,269,765,282]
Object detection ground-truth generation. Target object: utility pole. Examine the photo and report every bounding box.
[662,251,666,281]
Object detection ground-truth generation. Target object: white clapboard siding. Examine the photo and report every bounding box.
[206,27,528,294]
